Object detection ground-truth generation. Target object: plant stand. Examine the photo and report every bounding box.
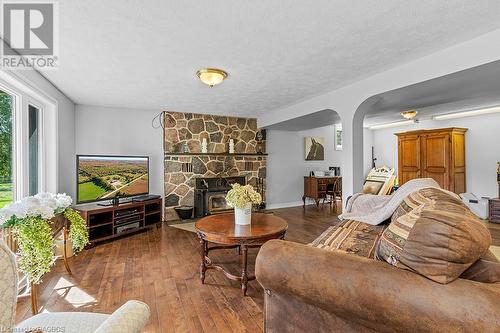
[30,223,73,315]
[1,216,72,315]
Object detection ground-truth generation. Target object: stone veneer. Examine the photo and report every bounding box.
[164,111,266,221]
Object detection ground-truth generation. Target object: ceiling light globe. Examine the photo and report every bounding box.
[196,68,228,87]
[400,110,418,120]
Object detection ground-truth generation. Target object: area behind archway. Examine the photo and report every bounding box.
[354,59,500,195]
[264,109,342,208]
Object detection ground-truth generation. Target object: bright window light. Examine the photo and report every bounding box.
[53,276,97,309]
[432,106,500,120]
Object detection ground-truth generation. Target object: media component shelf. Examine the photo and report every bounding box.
[74,198,162,245]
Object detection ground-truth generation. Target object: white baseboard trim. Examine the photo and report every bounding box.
[266,201,304,209]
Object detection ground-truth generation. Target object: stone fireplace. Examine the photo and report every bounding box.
[163,111,267,221]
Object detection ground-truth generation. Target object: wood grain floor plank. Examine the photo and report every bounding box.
[16,205,338,332]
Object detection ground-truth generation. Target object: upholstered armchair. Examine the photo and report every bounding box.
[0,240,150,333]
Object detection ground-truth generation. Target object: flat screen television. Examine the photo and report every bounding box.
[76,155,149,204]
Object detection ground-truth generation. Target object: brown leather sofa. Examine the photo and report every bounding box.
[256,187,500,332]
[256,240,500,332]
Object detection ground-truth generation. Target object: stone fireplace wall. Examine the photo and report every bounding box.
[164,111,266,221]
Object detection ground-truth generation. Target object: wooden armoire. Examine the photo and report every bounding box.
[395,127,467,194]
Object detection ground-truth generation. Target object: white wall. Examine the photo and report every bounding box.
[266,125,342,208]
[363,127,374,176]
[369,112,500,198]
[75,105,164,196]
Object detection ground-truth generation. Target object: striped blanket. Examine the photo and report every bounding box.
[339,178,440,225]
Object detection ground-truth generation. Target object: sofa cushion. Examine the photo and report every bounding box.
[460,250,500,283]
[376,188,491,284]
[309,220,386,258]
[391,187,461,224]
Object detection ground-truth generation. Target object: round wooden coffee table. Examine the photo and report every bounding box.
[195,213,288,296]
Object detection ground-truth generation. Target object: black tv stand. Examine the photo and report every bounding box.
[97,198,133,207]
[132,194,161,202]
[96,194,161,206]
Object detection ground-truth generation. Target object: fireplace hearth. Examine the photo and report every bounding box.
[194,176,246,217]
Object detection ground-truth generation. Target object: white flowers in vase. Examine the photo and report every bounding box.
[0,192,88,284]
[0,192,73,225]
[225,184,262,225]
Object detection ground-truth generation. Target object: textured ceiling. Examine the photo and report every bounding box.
[39,1,500,116]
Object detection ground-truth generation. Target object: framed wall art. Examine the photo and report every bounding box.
[305,137,325,160]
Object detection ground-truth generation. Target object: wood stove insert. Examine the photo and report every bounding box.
[194,176,246,217]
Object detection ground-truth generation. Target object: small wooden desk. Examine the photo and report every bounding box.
[303,176,341,207]
[195,213,288,296]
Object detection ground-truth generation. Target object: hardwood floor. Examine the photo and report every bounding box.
[15,203,500,332]
[486,220,500,246]
[15,204,339,333]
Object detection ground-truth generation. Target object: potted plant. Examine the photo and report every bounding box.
[225,184,262,225]
[0,193,89,284]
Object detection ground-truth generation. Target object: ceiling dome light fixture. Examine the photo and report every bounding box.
[400,110,418,120]
[196,68,228,87]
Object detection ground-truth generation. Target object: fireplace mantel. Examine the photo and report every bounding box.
[165,152,268,156]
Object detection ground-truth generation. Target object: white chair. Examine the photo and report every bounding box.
[0,239,150,333]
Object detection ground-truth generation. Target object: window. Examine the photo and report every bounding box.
[0,72,58,201]
[0,90,13,208]
[28,104,40,195]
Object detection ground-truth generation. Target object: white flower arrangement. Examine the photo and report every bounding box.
[0,192,73,226]
[0,192,89,284]
[225,183,262,209]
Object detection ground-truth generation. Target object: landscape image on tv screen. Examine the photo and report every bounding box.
[77,156,148,203]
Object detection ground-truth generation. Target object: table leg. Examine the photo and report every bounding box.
[199,238,207,284]
[30,282,38,315]
[63,227,72,274]
[241,245,248,296]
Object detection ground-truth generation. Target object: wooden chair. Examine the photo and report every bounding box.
[325,177,342,212]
